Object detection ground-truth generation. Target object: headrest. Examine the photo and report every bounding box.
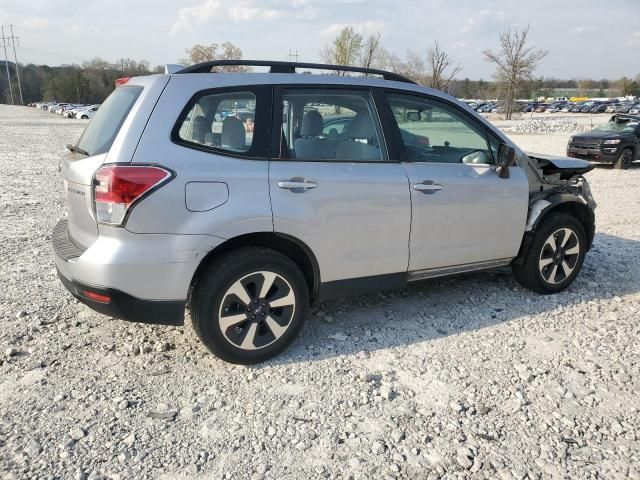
[347,112,376,139]
[300,110,323,137]
[192,115,208,143]
[221,116,246,151]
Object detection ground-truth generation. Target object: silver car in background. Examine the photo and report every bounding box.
[53,61,596,363]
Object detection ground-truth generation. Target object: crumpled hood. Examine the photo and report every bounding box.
[526,152,594,179]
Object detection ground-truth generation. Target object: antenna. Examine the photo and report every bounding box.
[1,25,14,104]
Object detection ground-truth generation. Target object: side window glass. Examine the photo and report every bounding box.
[177,91,256,153]
[387,93,493,164]
[279,89,384,162]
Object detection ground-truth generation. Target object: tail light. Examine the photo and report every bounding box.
[93,165,172,226]
[115,77,130,87]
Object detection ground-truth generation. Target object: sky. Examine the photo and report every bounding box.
[1,0,639,80]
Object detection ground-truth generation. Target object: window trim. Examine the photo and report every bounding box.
[269,84,394,163]
[170,84,272,160]
[378,88,498,166]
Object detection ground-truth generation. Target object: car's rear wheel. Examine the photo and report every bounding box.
[614,148,633,170]
[512,212,587,294]
[191,247,309,364]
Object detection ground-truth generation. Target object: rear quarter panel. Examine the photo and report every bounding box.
[126,75,272,238]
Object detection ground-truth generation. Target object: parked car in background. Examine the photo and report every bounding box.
[590,103,608,114]
[75,105,100,119]
[567,114,640,169]
[629,104,640,115]
[62,105,86,118]
[616,103,635,114]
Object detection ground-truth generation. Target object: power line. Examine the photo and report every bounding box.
[9,26,24,105]
[1,25,14,104]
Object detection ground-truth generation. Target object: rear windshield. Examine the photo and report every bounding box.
[75,86,142,156]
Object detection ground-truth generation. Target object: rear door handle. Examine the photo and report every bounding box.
[278,178,317,191]
[413,180,443,194]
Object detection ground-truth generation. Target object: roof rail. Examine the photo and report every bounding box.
[174,60,417,84]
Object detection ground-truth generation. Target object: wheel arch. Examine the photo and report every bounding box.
[515,194,595,265]
[188,232,320,305]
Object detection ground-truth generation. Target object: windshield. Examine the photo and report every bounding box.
[75,86,142,156]
[594,120,639,134]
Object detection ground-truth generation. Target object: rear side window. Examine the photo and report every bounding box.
[75,86,142,156]
[176,91,257,154]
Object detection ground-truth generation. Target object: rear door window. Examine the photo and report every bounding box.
[75,86,142,156]
[173,87,270,159]
[276,88,385,162]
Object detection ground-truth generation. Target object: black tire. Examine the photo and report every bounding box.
[512,212,587,294]
[614,148,633,170]
[191,247,309,364]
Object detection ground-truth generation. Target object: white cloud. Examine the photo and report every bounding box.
[228,5,280,21]
[170,0,222,36]
[568,26,597,34]
[19,17,50,31]
[321,20,386,37]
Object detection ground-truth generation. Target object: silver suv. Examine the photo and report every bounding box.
[53,60,596,364]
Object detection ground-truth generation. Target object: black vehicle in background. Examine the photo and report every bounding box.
[567,114,640,169]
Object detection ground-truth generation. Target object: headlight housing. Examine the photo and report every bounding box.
[602,139,621,145]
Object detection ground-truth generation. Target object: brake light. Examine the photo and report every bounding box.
[83,290,111,303]
[94,165,172,225]
[115,77,130,87]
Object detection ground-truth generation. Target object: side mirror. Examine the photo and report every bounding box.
[406,111,421,122]
[497,143,516,179]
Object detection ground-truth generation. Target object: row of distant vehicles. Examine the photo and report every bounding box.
[28,101,101,119]
[465,99,640,115]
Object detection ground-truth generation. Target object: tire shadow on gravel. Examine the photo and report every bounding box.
[258,232,640,366]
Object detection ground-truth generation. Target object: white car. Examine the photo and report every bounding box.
[75,105,100,119]
[62,105,85,118]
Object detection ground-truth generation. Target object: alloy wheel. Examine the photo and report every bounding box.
[217,271,296,351]
[538,228,581,285]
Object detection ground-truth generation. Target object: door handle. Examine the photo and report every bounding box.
[278,178,317,191]
[413,180,443,194]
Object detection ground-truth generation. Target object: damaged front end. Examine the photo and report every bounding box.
[512,151,597,264]
[525,152,597,215]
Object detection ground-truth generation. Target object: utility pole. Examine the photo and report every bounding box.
[1,25,14,104]
[287,49,300,63]
[9,25,23,105]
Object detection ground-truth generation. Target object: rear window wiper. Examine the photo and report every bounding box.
[66,144,90,156]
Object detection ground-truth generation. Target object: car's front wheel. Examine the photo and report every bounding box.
[191,247,309,364]
[614,148,633,170]
[512,212,587,294]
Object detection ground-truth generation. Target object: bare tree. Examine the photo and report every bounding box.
[483,25,548,119]
[320,26,363,71]
[427,41,462,92]
[389,51,428,84]
[359,33,389,71]
[182,42,249,72]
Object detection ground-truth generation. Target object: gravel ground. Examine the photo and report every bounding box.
[1,105,639,480]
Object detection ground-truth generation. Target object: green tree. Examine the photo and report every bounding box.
[320,26,363,69]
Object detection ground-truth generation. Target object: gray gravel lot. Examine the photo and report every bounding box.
[1,105,639,480]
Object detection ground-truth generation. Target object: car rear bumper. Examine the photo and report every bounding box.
[52,218,222,325]
[57,269,186,325]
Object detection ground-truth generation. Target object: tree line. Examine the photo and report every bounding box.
[1,33,639,119]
